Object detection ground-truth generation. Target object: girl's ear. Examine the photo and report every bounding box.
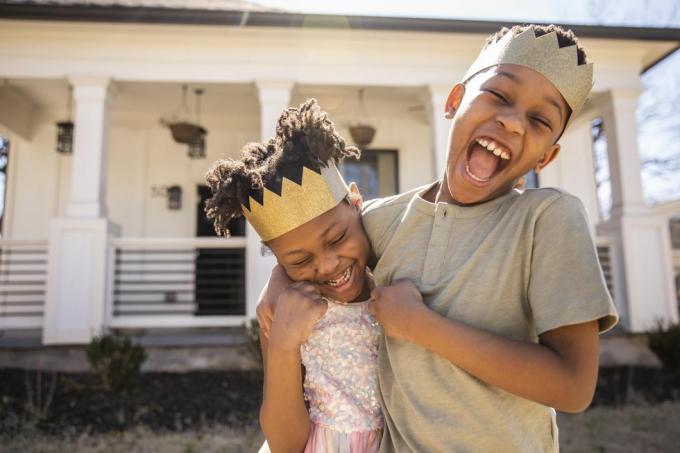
[348,182,363,211]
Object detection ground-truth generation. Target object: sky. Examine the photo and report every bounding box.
[255,0,680,205]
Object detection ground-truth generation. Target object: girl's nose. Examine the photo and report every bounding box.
[318,252,340,277]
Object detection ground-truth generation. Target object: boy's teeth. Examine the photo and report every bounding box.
[476,138,510,161]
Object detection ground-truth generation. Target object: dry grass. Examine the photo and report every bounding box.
[3,403,679,453]
[558,402,680,452]
[1,425,265,453]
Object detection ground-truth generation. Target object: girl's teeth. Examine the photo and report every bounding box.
[493,148,502,156]
[326,266,352,287]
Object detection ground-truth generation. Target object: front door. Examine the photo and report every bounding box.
[194,185,246,315]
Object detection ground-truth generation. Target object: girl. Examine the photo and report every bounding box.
[204,99,382,453]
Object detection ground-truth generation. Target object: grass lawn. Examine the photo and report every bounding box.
[2,402,679,452]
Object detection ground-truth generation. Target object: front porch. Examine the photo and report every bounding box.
[0,19,678,346]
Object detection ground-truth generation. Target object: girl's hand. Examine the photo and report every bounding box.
[269,281,328,351]
[368,279,429,341]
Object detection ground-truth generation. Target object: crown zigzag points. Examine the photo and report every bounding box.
[464,26,593,126]
[241,163,349,241]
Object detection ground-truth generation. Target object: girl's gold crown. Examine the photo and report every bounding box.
[240,161,349,241]
[464,26,593,127]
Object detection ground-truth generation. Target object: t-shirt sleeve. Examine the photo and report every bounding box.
[528,193,619,335]
[360,197,405,261]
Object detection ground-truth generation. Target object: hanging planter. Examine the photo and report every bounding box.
[160,121,204,145]
[348,88,377,148]
[160,86,208,158]
[349,124,376,147]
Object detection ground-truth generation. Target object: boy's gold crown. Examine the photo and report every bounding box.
[240,162,349,241]
[463,26,593,127]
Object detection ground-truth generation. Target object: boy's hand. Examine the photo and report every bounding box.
[368,279,429,341]
[269,282,327,351]
[257,264,294,339]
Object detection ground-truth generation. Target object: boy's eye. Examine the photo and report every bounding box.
[488,90,508,103]
[531,116,552,130]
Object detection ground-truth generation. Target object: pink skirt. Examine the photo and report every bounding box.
[304,422,382,453]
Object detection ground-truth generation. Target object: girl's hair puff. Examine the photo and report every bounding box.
[204,98,360,237]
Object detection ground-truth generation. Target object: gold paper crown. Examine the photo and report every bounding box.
[463,26,593,127]
[241,162,349,241]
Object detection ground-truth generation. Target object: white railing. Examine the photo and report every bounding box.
[0,239,48,330]
[595,236,621,307]
[107,237,248,329]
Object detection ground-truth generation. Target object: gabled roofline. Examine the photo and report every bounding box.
[1,3,680,42]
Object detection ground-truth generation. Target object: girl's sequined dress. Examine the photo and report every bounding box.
[300,298,383,452]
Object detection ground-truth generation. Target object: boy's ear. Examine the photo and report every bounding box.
[534,144,561,174]
[348,182,363,210]
[444,83,465,118]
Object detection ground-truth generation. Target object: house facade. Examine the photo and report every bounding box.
[0,2,678,345]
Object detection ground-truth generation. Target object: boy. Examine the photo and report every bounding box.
[260,24,618,452]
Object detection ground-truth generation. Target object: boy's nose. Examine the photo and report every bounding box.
[496,111,525,136]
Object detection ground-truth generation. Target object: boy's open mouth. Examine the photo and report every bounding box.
[465,137,512,183]
[324,264,353,288]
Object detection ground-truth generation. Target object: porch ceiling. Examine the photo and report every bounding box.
[1,78,427,118]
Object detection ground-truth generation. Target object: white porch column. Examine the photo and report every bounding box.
[245,81,294,319]
[597,89,678,331]
[43,76,120,344]
[427,84,452,181]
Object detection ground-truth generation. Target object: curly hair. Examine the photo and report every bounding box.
[204,98,360,237]
[485,24,588,66]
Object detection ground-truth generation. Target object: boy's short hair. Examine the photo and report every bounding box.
[484,24,588,65]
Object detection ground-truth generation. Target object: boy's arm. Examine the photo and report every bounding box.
[369,281,598,413]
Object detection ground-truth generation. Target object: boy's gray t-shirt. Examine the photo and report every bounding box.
[362,184,618,453]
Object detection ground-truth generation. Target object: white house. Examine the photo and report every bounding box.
[0,0,678,345]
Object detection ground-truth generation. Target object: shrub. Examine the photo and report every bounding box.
[647,321,680,372]
[85,334,147,392]
[243,319,263,369]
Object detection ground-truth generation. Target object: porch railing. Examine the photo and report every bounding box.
[595,237,617,304]
[107,237,248,329]
[0,239,48,330]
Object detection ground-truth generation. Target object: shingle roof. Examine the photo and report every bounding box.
[2,0,279,11]
[1,0,679,44]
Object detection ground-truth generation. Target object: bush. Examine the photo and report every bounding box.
[85,334,147,392]
[243,319,263,369]
[647,321,680,372]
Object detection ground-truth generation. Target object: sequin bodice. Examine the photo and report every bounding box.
[300,300,383,433]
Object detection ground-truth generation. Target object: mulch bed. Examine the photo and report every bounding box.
[0,368,263,436]
[1,366,678,436]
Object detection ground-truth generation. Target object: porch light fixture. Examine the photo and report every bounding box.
[56,85,74,155]
[349,88,376,148]
[167,185,182,210]
[160,85,208,159]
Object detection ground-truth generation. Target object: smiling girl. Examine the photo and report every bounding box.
[204,99,382,453]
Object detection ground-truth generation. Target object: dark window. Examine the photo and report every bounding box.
[591,117,612,221]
